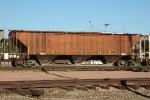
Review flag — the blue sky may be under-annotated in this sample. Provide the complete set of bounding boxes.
[0,0,150,35]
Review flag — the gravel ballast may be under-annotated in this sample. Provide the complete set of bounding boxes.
[0,87,149,100]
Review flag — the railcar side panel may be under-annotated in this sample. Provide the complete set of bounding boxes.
[85,34,91,55]
[9,31,140,56]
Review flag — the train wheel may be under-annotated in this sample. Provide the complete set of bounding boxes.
[118,60,128,66]
[11,60,17,67]
[146,60,150,66]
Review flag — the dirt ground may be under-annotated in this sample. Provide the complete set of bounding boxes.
[0,70,149,81]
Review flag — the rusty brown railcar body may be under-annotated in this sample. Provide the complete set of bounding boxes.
[9,30,140,65]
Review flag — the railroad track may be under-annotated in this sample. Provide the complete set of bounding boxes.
[0,78,149,89]
[0,65,149,71]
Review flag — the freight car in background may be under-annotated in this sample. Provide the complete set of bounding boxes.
[8,30,147,67]
[0,30,4,64]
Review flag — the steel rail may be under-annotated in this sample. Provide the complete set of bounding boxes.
[0,65,149,71]
[0,78,149,89]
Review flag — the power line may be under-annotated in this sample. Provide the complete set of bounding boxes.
[109,18,150,25]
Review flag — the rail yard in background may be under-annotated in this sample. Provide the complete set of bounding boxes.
[0,1,150,99]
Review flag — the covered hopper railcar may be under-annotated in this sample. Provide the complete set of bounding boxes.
[9,30,140,67]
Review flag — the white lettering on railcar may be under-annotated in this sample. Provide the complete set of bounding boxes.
[121,53,126,55]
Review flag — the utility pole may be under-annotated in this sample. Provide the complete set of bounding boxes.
[123,25,126,33]
[104,24,110,32]
[89,20,93,32]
